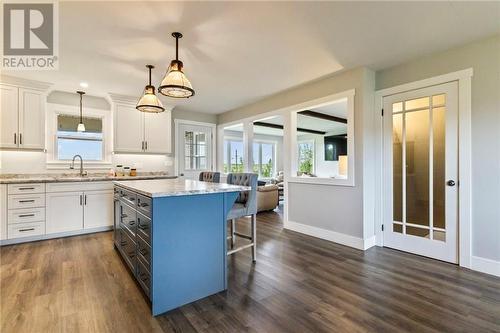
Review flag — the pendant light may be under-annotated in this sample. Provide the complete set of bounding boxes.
[136,65,165,113]
[76,91,86,132]
[158,32,195,98]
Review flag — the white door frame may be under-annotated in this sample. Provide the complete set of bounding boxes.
[174,119,217,177]
[374,68,473,268]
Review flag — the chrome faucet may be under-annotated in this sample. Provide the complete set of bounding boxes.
[70,154,87,176]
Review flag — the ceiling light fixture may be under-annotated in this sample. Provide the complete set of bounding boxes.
[79,82,89,88]
[136,64,165,113]
[76,91,86,132]
[158,32,195,98]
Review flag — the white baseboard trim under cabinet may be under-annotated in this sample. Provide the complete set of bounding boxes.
[0,226,113,246]
[470,256,500,277]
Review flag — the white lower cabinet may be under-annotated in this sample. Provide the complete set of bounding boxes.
[46,191,84,234]
[83,190,113,229]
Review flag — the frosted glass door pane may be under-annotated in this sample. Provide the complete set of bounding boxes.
[405,110,430,228]
[433,107,446,229]
[393,114,403,222]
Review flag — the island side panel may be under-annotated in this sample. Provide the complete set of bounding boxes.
[151,192,237,316]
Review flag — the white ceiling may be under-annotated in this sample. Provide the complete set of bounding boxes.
[3,1,499,114]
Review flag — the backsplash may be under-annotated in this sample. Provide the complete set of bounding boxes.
[0,151,174,175]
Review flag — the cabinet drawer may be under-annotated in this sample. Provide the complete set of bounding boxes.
[120,202,137,237]
[8,193,45,209]
[137,212,151,245]
[136,194,151,218]
[119,230,136,274]
[47,182,112,193]
[137,235,151,266]
[8,183,45,195]
[136,255,151,298]
[119,188,137,207]
[8,207,45,224]
[8,221,45,239]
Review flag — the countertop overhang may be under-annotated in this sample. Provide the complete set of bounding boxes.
[114,178,250,198]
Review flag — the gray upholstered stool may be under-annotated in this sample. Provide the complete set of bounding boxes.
[226,173,258,262]
[199,171,220,183]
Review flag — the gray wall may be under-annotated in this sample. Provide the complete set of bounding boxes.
[219,67,376,240]
[376,35,500,261]
[47,91,111,110]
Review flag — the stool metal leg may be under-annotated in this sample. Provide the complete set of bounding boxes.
[251,214,257,262]
[231,219,235,249]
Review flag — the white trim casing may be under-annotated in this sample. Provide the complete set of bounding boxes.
[374,68,473,269]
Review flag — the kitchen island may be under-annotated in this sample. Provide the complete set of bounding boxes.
[113,178,249,316]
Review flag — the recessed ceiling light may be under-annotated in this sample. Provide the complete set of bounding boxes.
[79,82,89,88]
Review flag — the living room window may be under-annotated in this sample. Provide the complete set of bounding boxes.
[252,141,276,178]
[223,139,245,173]
[297,140,315,175]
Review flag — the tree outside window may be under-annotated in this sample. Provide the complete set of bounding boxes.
[298,141,314,174]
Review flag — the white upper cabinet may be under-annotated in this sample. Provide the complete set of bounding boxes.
[113,100,171,154]
[18,88,45,149]
[144,110,171,154]
[0,82,47,150]
[114,103,144,153]
[0,85,19,149]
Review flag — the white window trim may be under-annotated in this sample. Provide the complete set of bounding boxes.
[46,103,112,169]
[223,137,244,173]
[374,68,473,270]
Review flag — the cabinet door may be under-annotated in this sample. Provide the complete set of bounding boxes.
[46,192,83,234]
[18,88,45,149]
[83,190,113,229]
[114,103,144,153]
[0,84,19,148]
[144,109,171,153]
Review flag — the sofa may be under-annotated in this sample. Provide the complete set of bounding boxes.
[257,184,279,212]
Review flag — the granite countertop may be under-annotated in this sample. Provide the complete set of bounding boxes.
[114,178,251,198]
[0,172,176,184]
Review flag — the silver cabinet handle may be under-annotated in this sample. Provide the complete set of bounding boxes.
[18,187,35,190]
[84,194,87,205]
[80,195,83,206]
[19,133,22,144]
[19,200,35,203]
[145,141,148,150]
[19,228,35,232]
[19,214,35,218]
[14,133,16,144]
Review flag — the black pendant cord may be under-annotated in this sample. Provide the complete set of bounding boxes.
[146,64,154,86]
[77,91,85,123]
[175,35,178,61]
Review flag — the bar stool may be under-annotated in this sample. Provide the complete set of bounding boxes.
[198,171,221,183]
[226,173,258,262]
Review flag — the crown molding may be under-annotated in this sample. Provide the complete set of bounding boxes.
[0,75,52,91]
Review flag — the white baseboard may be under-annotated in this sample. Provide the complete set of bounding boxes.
[285,220,368,250]
[470,256,500,277]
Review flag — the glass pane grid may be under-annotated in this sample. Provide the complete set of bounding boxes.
[392,93,447,241]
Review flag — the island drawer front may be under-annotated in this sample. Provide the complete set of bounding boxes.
[120,202,137,237]
[136,255,151,299]
[137,212,151,245]
[120,230,136,274]
[137,235,151,266]
[136,194,152,218]
[8,207,45,224]
[8,222,45,239]
[8,183,45,195]
[8,194,45,209]
[119,188,137,207]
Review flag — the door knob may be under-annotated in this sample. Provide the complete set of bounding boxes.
[446,180,456,186]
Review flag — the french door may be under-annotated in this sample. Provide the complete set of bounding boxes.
[383,81,458,263]
[177,123,214,180]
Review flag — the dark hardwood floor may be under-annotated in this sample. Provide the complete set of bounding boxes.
[1,210,499,332]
